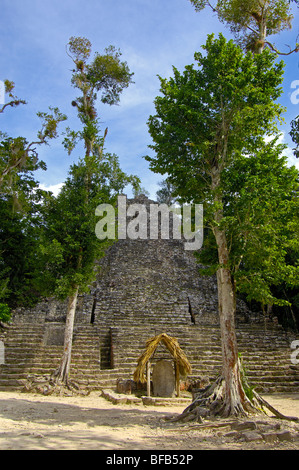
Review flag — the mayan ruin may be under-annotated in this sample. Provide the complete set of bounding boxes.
[1,0,299,452]
[0,195,298,403]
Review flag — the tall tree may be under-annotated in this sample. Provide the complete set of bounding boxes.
[188,0,298,54]
[188,1,299,328]
[63,36,134,158]
[198,140,299,316]
[0,82,66,312]
[43,37,139,386]
[41,157,132,385]
[146,34,293,417]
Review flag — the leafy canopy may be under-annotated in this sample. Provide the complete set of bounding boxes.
[290,115,299,158]
[146,34,298,307]
[189,0,297,53]
[64,37,134,159]
[147,33,285,201]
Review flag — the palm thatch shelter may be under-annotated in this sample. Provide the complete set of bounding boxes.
[133,333,192,397]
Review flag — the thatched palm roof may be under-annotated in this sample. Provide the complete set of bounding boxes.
[133,333,192,384]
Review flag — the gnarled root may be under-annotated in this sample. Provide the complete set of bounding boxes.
[170,376,226,423]
[171,372,298,424]
[252,390,298,422]
[21,373,88,396]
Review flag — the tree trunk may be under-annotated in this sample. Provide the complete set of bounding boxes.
[257,20,267,53]
[53,285,79,385]
[214,228,248,416]
[210,165,249,416]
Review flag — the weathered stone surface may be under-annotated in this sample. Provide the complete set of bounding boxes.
[231,421,257,431]
[277,431,293,442]
[101,389,142,405]
[43,324,65,346]
[116,379,137,394]
[152,360,176,397]
[242,431,263,442]
[142,396,191,406]
[262,433,278,443]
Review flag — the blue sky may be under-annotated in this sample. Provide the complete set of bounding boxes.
[1,0,299,198]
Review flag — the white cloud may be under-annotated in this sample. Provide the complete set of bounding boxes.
[39,183,64,196]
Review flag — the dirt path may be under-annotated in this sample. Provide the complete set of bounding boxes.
[0,391,299,450]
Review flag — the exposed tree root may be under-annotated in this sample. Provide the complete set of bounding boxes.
[251,390,298,422]
[171,373,298,424]
[21,373,89,396]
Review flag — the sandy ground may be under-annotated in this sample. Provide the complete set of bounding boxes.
[0,390,299,451]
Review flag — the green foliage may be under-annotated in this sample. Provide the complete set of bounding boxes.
[39,37,139,302]
[64,37,134,162]
[146,33,298,311]
[0,80,27,112]
[0,82,66,307]
[39,155,119,299]
[188,0,296,53]
[0,135,46,193]
[68,36,92,63]
[68,36,133,110]
[0,37,138,318]
[216,0,293,34]
[0,104,66,192]
[220,142,299,306]
[0,303,11,323]
[87,45,134,106]
[36,107,67,142]
[0,179,51,307]
[290,115,299,159]
[147,34,285,201]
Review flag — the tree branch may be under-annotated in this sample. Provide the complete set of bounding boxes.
[206,0,217,12]
[265,41,299,55]
[0,99,27,114]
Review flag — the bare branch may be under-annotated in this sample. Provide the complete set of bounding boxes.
[0,99,27,114]
[265,40,299,55]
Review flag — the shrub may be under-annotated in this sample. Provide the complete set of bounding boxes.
[0,303,11,323]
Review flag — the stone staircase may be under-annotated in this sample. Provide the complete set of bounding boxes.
[1,197,298,396]
[93,298,299,393]
[236,324,299,393]
[0,318,298,393]
[98,321,299,393]
[0,323,103,391]
[1,290,299,395]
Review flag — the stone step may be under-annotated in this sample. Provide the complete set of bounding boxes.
[1,320,298,394]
